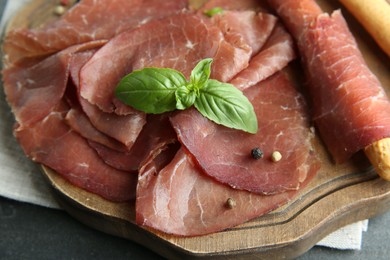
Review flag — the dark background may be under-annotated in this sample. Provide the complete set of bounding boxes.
[1,1,390,259]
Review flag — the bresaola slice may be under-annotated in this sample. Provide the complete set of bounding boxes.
[230,23,296,90]
[2,40,106,127]
[170,72,318,194]
[3,0,188,65]
[87,114,178,172]
[14,102,138,202]
[79,11,277,113]
[136,148,318,236]
[69,50,146,148]
[211,11,278,56]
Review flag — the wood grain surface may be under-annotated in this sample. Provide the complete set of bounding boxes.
[4,0,390,259]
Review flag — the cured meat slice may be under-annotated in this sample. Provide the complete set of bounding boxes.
[69,50,146,148]
[3,51,70,127]
[14,102,137,202]
[88,114,177,172]
[79,11,272,113]
[3,0,188,65]
[65,107,128,152]
[211,11,277,56]
[230,23,296,90]
[170,72,318,194]
[268,0,390,163]
[136,148,318,236]
[2,40,106,127]
[266,0,322,40]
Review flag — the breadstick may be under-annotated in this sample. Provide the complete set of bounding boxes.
[339,0,390,57]
[365,139,390,181]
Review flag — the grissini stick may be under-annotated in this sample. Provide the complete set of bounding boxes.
[365,139,390,181]
[338,0,390,57]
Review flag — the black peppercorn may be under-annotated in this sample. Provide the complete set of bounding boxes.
[251,147,263,159]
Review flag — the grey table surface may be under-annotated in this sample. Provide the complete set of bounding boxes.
[1,0,390,259]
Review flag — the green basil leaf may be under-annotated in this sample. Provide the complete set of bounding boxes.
[194,79,258,134]
[203,7,224,17]
[115,68,186,114]
[175,85,196,110]
[190,58,213,89]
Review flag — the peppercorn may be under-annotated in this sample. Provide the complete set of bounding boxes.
[271,151,282,162]
[54,5,66,16]
[225,198,236,209]
[251,147,264,159]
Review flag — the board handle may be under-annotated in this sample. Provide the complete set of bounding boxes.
[365,138,390,181]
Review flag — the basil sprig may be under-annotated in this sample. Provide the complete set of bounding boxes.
[115,58,258,134]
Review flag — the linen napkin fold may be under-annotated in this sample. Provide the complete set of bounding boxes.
[0,0,368,250]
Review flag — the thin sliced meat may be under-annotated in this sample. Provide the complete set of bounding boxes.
[14,102,137,202]
[268,0,390,163]
[3,0,188,65]
[136,148,318,236]
[2,40,106,127]
[69,50,146,148]
[79,12,257,113]
[88,114,177,172]
[65,107,128,152]
[170,72,319,194]
[266,0,322,40]
[212,11,278,56]
[230,23,296,90]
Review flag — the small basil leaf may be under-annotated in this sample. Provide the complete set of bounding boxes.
[194,79,258,134]
[190,58,213,89]
[203,7,224,17]
[175,85,196,110]
[115,68,186,114]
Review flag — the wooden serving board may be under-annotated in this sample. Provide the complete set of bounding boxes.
[4,0,390,259]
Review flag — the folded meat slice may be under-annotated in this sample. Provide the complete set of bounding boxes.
[211,11,277,56]
[65,107,128,152]
[136,148,318,236]
[268,0,390,163]
[69,50,146,148]
[80,11,275,113]
[14,102,137,202]
[2,40,106,127]
[170,72,319,194]
[87,114,178,172]
[3,0,188,65]
[230,23,296,90]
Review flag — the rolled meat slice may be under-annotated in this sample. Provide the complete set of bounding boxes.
[267,0,390,178]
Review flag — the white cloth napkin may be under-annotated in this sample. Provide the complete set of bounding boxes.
[0,0,368,250]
